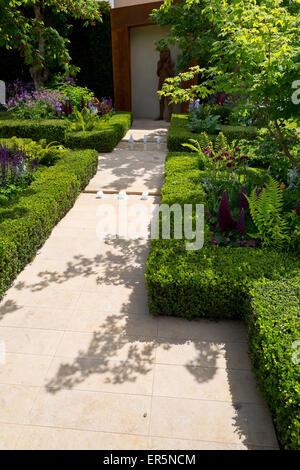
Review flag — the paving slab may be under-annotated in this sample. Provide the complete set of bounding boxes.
[85,148,166,193]
[123,119,169,143]
[0,120,279,450]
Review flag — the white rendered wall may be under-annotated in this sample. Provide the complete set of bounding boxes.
[130,25,180,119]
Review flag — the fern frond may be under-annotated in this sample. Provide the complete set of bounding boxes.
[246,177,287,247]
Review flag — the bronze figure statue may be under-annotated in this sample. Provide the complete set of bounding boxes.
[155,48,175,122]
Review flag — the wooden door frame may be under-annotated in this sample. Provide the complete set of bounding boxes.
[110,2,196,113]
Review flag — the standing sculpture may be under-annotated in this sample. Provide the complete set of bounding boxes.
[155,48,175,122]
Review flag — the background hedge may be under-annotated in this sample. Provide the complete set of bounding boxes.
[0,144,98,299]
[0,116,68,143]
[167,114,258,152]
[0,112,132,151]
[65,112,132,152]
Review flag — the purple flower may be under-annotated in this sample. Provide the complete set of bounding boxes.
[238,186,249,209]
[218,191,236,232]
[237,209,246,236]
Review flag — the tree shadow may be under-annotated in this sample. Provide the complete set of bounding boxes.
[0,206,29,222]
[0,209,278,449]
[0,299,22,321]
[94,147,166,193]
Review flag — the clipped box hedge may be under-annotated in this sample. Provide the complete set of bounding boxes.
[0,118,68,143]
[0,146,98,299]
[145,149,300,449]
[247,278,300,450]
[146,151,299,319]
[167,114,258,151]
[65,111,132,152]
[146,239,298,320]
[0,111,132,152]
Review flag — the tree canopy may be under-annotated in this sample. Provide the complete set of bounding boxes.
[0,0,106,88]
[153,0,300,168]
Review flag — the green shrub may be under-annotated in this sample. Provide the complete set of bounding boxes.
[146,240,298,319]
[146,150,298,318]
[0,147,98,299]
[162,152,206,206]
[0,112,132,151]
[146,146,300,449]
[167,114,258,152]
[0,137,65,166]
[53,83,94,110]
[65,111,132,152]
[246,278,300,450]
[0,118,68,143]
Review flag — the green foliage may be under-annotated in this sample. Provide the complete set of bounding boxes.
[151,0,219,72]
[181,139,206,169]
[0,112,132,151]
[167,114,258,152]
[0,146,98,299]
[54,83,95,111]
[146,147,300,449]
[0,117,68,143]
[38,141,66,166]
[237,126,299,181]
[155,0,300,169]
[0,136,65,167]
[146,239,298,319]
[0,5,113,99]
[0,0,104,88]
[247,177,288,247]
[0,183,26,205]
[188,104,221,134]
[189,114,221,134]
[246,278,300,450]
[68,108,105,132]
[65,111,132,152]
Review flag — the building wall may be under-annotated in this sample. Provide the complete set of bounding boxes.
[130,25,180,119]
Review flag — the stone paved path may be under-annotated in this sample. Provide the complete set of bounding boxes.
[0,120,278,450]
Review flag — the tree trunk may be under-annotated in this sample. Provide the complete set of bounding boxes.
[263,110,300,172]
[29,2,49,89]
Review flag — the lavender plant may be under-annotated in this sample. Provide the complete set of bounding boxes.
[0,142,39,203]
[5,88,67,120]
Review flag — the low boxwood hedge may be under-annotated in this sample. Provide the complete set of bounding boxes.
[0,146,98,299]
[145,149,300,449]
[0,118,68,143]
[146,240,298,320]
[167,114,258,152]
[146,151,298,319]
[0,112,132,152]
[65,112,132,152]
[247,278,300,450]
